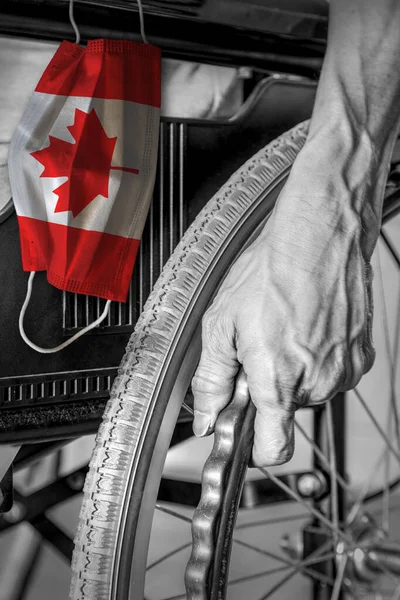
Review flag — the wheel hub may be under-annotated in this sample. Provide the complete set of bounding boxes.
[346,514,400,589]
[281,512,400,593]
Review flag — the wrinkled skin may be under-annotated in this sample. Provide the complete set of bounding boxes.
[191,0,400,468]
[192,136,380,467]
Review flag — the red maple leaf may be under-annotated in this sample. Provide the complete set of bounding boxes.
[31,108,139,218]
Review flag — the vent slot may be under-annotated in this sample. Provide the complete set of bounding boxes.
[63,122,187,334]
[0,369,117,408]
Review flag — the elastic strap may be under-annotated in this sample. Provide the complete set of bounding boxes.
[136,0,149,44]
[69,0,81,45]
[69,0,148,45]
[19,272,111,354]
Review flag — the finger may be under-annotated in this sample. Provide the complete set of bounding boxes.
[192,309,238,437]
[252,402,295,467]
[241,352,295,467]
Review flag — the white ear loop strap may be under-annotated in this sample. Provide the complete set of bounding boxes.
[19,272,111,354]
[69,0,148,45]
[69,0,81,45]
[136,0,149,44]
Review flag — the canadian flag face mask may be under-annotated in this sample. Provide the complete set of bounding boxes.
[8,38,161,352]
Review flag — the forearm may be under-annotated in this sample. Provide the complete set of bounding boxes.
[310,0,400,150]
[287,0,400,258]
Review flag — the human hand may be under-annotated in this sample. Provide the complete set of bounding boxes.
[191,138,377,467]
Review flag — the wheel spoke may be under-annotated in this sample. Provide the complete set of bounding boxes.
[383,413,392,534]
[381,228,400,271]
[376,243,400,447]
[157,541,334,600]
[326,402,339,549]
[295,420,348,491]
[330,549,348,600]
[258,468,353,546]
[390,583,400,600]
[350,244,400,528]
[346,446,388,526]
[182,402,194,416]
[155,503,192,524]
[304,525,332,536]
[256,540,335,600]
[234,536,333,582]
[234,537,295,563]
[228,550,337,587]
[236,512,308,530]
[392,284,400,402]
[146,541,192,571]
[352,391,400,562]
[229,563,293,584]
[368,550,400,587]
[256,566,305,600]
[376,245,399,535]
[353,388,400,467]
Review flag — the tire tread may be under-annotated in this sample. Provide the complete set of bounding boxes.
[70,122,309,600]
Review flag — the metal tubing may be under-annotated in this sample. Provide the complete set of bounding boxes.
[0,2,324,77]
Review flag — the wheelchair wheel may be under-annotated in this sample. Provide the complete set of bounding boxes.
[71,120,400,600]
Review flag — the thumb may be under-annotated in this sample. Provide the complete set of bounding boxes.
[192,310,238,437]
[243,354,295,467]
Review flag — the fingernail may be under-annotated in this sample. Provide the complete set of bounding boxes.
[193,411,211,437]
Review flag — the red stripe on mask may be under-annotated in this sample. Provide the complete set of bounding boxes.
[35,39,161,108]
[18,216,140,302]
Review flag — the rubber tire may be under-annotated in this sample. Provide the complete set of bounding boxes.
[70,120,399,600]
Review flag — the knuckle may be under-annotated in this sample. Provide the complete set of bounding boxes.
[252,437,294,468]
[202,308,226,342]
[340,337,375,391]
[202,306,215,329]
[244,358,306,412]
[307,344,358,402]
[192,373,223,397]
[192,362,236,397]
[201,314,236,361]
[362,343,376,374]
[252,404,295,467]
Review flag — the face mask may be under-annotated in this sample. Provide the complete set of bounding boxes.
[8,38,161,353]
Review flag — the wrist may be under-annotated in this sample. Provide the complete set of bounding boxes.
[309,98,398,170]
[282,123,387,258]
[290,126,379,205]
[296,117,391,207]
